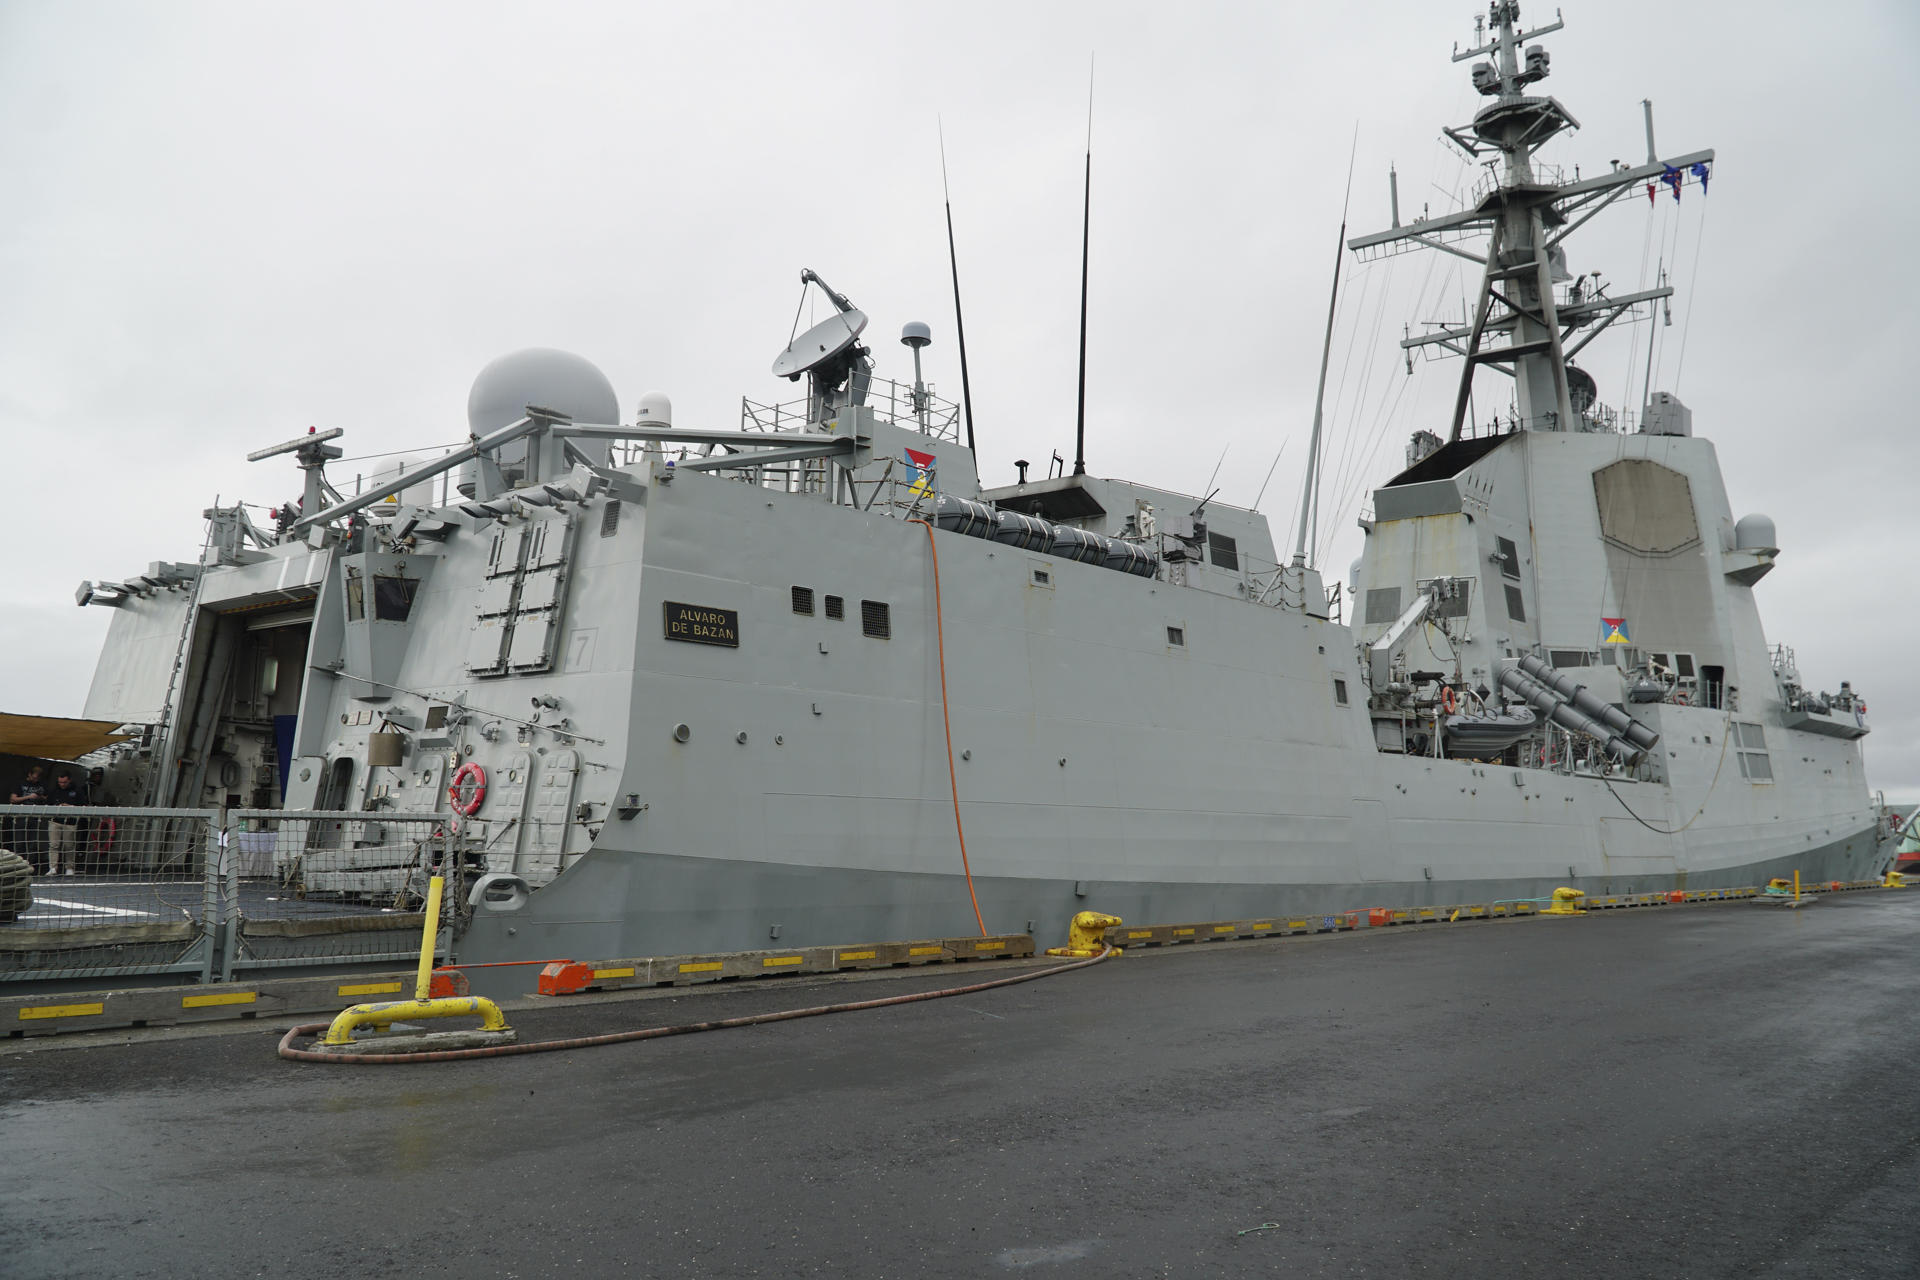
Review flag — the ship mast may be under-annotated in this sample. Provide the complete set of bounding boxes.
[1348,2,1713,441]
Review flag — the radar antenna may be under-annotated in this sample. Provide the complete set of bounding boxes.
[1349,1,1715,441]
[771,269,872,425]
[247,426,345,528]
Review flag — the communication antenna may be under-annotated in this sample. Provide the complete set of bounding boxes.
[771,269,871,425]
[1073,56,1094,478]
[939,122,979,454]
[1292,128,1359,569]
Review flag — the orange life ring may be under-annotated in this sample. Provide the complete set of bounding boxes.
[448,762,488,816]
[88,816,117,855]
[1673,692,1688,706]
[1440,686,1457,715]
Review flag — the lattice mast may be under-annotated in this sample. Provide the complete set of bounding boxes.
[1348,2,1714,441]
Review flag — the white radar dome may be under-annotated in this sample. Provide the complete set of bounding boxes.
[1734,513,1778,552]
[467,348,619,434]
[636,391,673,426]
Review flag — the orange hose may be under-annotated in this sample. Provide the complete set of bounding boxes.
[277,946,1113,1064]
[913,518,988,936]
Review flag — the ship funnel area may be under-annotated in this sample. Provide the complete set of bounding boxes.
[1497,655,1657,763]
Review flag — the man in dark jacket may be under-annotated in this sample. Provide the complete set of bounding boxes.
[9,764,49,872]
[46,768,87,876]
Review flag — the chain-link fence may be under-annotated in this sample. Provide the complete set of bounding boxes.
[221,810,458,978]
[0,806,220,983]
[0,807,468,985]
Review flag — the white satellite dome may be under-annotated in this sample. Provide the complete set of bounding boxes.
[467,348,619,434]
[1734,513,1778,553]
[459,348,619,495]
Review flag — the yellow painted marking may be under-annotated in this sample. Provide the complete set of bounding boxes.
[1213,925,1237,934]
[1288,919,1310,929]
[1251,922,1273,930]
[974,940,1004,951]
[19,1003,105,1020]
[837,950,876,962]
[763,956,803,968]
[592,967,636,979]
[1126,930,1154,939]
[679,962,724,973]
[1173,928,1196,936]
[181,991,256,1009]
[1448,909,1461,923]
[339,982,403,997]
[909,946,943,956]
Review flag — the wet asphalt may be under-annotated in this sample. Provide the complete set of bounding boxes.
[3,890,1918,1279]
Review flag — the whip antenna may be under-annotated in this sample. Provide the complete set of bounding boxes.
[1073,57,1094,477]
[939,122,978,455]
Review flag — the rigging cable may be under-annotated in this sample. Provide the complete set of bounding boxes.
[913,518,989,936]
[1603,712,1733,835]
[1670,199,1711,392]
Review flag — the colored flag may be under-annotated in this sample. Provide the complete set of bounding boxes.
[1601,617,1631,645]
[1661,165,1683,203]
[1646,183,1656,206]
[1690,160,1710,193]
[904,447,937,498]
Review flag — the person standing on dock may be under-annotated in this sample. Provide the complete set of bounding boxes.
[46,768,87,876]
[8,764,49,873]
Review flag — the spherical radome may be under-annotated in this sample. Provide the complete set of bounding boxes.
[1735,513,1778,552]
[467,348,619,435]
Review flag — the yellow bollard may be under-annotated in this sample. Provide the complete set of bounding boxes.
[1542,887,1586,916]
[1046,910,1122,957]
[317,873,513,1049]
[415,874,445,1000]
[1793,870,1800,904]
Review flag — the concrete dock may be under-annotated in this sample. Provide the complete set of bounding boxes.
[3,888,1918,1277]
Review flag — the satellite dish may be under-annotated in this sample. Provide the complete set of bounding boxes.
[772,309,868,379]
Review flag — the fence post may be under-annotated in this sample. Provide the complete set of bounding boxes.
[201,812,223,984]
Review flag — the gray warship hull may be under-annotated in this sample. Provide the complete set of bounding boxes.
[68,3,1884,968]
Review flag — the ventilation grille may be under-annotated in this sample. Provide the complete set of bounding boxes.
[1496,536,1520,579]
[824,595,844,620]
[791,586,814,615]
[1504,584,1526,622]
[861,600,890,638]
[1207,532,1239,571]
[600,499,621,538]
[1364,587,1402,625]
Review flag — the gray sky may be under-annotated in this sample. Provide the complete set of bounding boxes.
[4,1,1917,797]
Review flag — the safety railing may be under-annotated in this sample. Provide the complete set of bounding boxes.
[740,379,962,443]
[222,810,458,978]
[0,806,221,983]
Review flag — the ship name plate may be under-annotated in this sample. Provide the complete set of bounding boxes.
[664,602,739,648]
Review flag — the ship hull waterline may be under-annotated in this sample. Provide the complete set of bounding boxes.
[454,823,1886,966]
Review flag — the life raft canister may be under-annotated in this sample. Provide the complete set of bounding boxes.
[448,762,488,816]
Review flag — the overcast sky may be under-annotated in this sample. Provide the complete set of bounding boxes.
[3,1,1917,797]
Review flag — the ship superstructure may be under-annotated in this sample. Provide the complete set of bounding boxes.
[69,4,1882,964]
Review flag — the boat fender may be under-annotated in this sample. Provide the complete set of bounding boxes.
[449,762,488,816]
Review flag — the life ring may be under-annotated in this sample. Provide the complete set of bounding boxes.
[448,763,488,816]
[1440,686,1457,715]
[1672,692,1688,706]
[88,816,117,855]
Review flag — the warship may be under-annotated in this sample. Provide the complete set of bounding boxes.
[69,2,1882,965]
